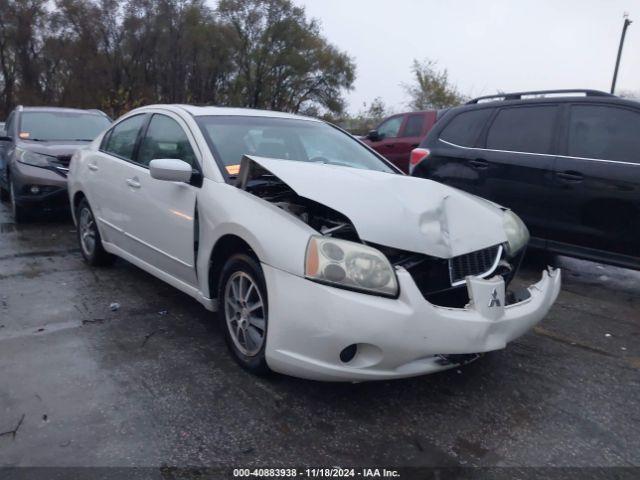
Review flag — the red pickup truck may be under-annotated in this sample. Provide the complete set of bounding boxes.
[361,110,440,173]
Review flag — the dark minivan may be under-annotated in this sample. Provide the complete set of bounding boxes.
[411,89,640,270]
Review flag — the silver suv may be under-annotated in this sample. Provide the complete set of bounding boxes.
[0,106,111,222]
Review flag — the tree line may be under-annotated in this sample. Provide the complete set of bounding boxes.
[0,0,356,119]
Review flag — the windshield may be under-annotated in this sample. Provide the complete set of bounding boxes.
[19,111,111,142]
[196,116,396,176]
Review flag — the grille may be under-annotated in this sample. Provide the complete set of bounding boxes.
[449,245,502,285]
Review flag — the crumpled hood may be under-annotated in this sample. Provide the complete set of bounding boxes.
[243,156,508,258]
[18,140,89,158]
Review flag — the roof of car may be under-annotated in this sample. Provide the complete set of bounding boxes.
[138,104,322,122]
[19,106,107,114]
[460,90,640,108]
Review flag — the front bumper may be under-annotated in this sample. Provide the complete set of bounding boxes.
[263,264,561,381]
[11,162,69,209]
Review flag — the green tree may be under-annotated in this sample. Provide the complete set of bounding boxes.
[403,58,466,110]
[217,0,355,115]
[0,0,356,119]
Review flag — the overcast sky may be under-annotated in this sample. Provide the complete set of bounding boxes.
[289,0,638,113]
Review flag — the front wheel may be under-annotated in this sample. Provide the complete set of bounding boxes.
[218,254,270,375]
[76,198,115,266]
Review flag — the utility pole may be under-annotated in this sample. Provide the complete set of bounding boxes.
[611,13,633,94]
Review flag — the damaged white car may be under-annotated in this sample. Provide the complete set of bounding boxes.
[68,105,561,381]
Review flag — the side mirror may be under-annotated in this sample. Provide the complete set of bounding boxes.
[149,159,193,183]
[367,130,381,141]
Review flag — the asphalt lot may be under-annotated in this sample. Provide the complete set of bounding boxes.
[0,201,639,471]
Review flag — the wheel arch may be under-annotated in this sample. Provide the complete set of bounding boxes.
[208,234,259,301]
[71,191,87,225]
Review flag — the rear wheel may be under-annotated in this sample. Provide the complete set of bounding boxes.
[218,254,270,375]
[76,198,115,266]
[9,180,30,223]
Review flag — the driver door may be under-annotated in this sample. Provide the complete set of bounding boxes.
[124,113,202,287]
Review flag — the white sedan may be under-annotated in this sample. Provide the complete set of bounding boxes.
[68,105,561,382]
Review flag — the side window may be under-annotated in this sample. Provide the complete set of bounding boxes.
[440,109,492,147]
[377,116,404,139]
[402,114,425,137]
[568,105,640,163]
[486,106,557,154]
[138,115,197,167]
[103,115,147,160]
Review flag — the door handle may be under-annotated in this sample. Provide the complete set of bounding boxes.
[556,171,583,182]
[126,178,141,189]
[88,164,98,171]
[469,158,489,169]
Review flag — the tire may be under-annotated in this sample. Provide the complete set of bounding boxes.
[76,198,115,266]
[218,253,270,375]
[9,180,30,223]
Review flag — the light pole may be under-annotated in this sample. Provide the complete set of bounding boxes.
[611,13,632,94]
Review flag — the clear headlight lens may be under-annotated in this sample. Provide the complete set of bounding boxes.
[305,235,398,297]
[16,148,53,168]
[503,210,529,256]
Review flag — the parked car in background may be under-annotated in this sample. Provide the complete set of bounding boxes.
[361,110,445,172]
[0,122,5,132]
[411,89,640,270]
[68,104,560,381]
[0,106,111,222]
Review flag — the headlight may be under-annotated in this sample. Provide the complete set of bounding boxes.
[503,210,529,256]
[16,149,53,168]
[305,235,398,297]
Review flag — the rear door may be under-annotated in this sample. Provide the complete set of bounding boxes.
[123,113,201,287]
[418,108,494,196]
[551,103,640,259]
[392,113,434,173]
[480,104,560,241]
[371,114,407,168]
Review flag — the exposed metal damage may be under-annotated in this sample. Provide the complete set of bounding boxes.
[237,155,360,243]
[236,155,524,308]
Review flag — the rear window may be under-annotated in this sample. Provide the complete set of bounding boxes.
[568,105,640,163]
[486,106,557,154]
[439,109,492,147]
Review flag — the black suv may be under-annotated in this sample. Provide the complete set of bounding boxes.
[0,106,111,221]
[411,89,640,270]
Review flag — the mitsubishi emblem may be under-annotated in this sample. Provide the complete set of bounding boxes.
[488,288,501,308]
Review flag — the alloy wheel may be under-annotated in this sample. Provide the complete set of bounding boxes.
[79,207,97,257]
[224,271,266,357]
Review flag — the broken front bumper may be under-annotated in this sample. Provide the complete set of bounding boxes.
[263,265,561,382]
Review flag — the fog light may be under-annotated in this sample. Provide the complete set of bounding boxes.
[30,186,41,195]
[339,344,357,363]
